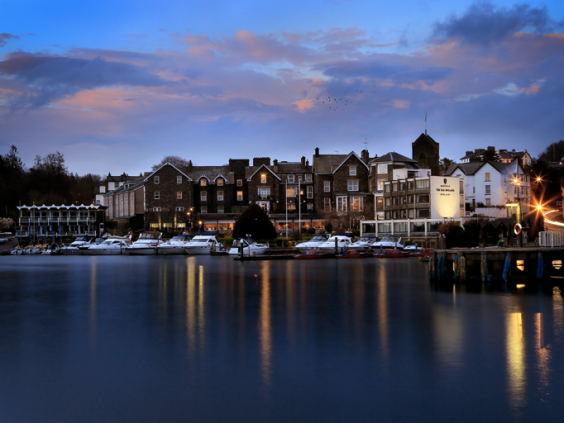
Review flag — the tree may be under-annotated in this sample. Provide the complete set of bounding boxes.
[152,156,191,171]
[233,204,277,240]
[538,140,564,163]
[483,149,501,162]
[439,157,455,174]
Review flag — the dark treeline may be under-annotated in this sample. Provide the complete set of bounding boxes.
[528,140,564,207]
[0,146,101,220]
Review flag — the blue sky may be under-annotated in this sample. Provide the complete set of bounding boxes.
[1,0,564,174]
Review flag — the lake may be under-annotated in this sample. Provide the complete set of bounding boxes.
[0,255,562,422]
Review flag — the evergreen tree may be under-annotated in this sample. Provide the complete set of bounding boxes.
[233,204,277,240]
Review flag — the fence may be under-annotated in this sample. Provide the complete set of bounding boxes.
[539,231,564,247]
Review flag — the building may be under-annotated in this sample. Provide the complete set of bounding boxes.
[459,146,532,167]
[94,172,143,206]
[412,132,440,174]
[104,179,145,232]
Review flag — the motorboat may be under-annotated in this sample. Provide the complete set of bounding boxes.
[31,244,46,254]
[407,247,434,258]
[294,250,332,260]
[124,232,162,255]
[157,234,193,255]
[79,237,106,254]
[60,236,95,255]
[86,237,130,255]
[371,235,403,250]
[347,235,379,252]
[10,246,24,255]
[295,234,330,253]
[42,243,62,255]
[336,249,372,259]
[316,234,353,254]
[228,237,269,257]
[184,233,225,255]
[373,248,409,258]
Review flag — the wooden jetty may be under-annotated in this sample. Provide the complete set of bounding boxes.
[428,247,564,286]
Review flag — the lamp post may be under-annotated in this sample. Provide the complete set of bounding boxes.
[298,175,302,240]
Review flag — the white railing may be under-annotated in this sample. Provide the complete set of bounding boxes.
[539,231,564,247]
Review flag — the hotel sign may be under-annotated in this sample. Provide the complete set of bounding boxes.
[430,176,460,219]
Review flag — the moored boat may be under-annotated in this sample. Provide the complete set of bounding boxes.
[347,235,379,252]
[371,235,403,250]
[295,234,330,253]
[124,232,162,255]
[87,238,130,255]
[184,232,225,255]
[157,234,193,255]
[228,237,269,257]
[373,248,409,258]
[336,249,373,259]
[317,234,353,254]
[60,235,95,255]
[294,250,332,260]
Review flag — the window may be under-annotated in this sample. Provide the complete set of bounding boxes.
[473,187,475,194]
[258,187,270,199]
[305,174,312,183]
[237,179,243,187]
[176,207,185,212]
[407,181,414,190]
[287,203,296,211]
[377,164,387,174]
[416,179,429,189]
[376,197,383,211]
[485,185,491,195]
[392,183,398,192]
[349,165,357,176]
[399,182,406,191]
[287,187,297,197]
[200,179,207,186]
[154,191,160,200]
[408,209,415,218]
[408,195,414,204]
[152,207,161,212]
[217,178,224,186]
[217,191,224,201]
[177,191,182,200]
[337,197,347,212]
[287,175,295,183]
[417,194,429,203]
[201,206,207,214]
[324,181,330,192]
[417,209,430,218]
[485,198,491,206]
[485,173,490,182]
[307,186,313,199]
[201,191,207,201]
[385,184,391,193]
[385,198,391,207]
[378,180,385,191]
[350,197,363,211]
[347,180,359,191]
[217,206,224,214]
[177,176,182,184]
[261,174,267,183]
[307,203,313,211]
[154,176,159,184]
[324,198,331,212]
[237,191,243,201]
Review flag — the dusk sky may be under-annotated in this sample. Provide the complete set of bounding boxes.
[1,0,563,175]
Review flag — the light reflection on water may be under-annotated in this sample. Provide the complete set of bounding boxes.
[1,255,564,422]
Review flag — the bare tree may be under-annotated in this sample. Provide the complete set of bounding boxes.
[152,156,191,171]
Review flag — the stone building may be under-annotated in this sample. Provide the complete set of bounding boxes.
[412,132,440,175]
[104,179,145,232]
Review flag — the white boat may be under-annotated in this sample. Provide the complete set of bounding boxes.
[60,236,95,255]
[295,234,330,252]
[347,235,379,252]
[86,238,130,255]
[41,243,62,255]
[157,234,193,255]
[317,235,353,254]
[184,233,225,255]
[124,232,162,255]
[371,235,403,250]
[228,238,269,256]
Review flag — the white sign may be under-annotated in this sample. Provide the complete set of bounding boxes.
[430,176,460,219]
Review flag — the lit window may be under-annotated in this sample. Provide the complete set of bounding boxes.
[378,180,385,191]
[337,197,347,211]
[324,181,330,192]
[237,179,243,187]
[288,175,295,183]
[349,166,357,176]
[201,191,207,201]
[261,174,267,183]
[177,191,182,200]
[324,198,331,212]
[154,176,159,184]
[258,187,270,199]
[217,178,224,186]
[201,206,207,214]
[347,180,359,191]
[287,203,296,211]
[154,191,160,200]
[237,191,243,201]
[287,187,297,197]
[485,173,490,182]
[217,191,224,201]
[200,179,207,186]
[350,197,363,211]
[177,176,182,184]
[307,186,313,198]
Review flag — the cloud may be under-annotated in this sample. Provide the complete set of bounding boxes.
[432,1,560,45]
[0,33,19,47]
[0,53,173,107]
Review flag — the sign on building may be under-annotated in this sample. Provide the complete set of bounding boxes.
[430,176,460,219]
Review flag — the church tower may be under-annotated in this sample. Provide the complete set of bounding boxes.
[412,131,440,175]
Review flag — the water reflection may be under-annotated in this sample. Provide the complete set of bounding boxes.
[506,312,526,410]
[535,313,550,391]
[259,261,272,386]
[90,259,97,346]
[377,264,389,360]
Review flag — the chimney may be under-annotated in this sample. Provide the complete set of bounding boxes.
[253,157,271,167]
[487,146,495,152]
[301,156,306,165]
[273,159,278,172]
[315,147,320,157]
[188,160,193,171]
[361,149,369,164]
[466,151,472,156]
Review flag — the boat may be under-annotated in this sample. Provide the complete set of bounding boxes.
[184,232,225,255]
[406,247,434,258]
[10,246,24,255]
[347,235,379,252]
[79,237,106,254]
[294,250,332,260]
[373,248,409,258]
[295,234,330,253]
[316,234,353,254]
[157,234,193,255]
[86,237,130,255]
[371,235,403,250]
[228,237,269,257]
[41,243,62,255]
[60,235,95,255]
[336,249,373,259]
[124,232,162,255]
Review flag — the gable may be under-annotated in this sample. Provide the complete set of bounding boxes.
[332,152,369,174]
[143,162,193,182]
[246,164,281,182]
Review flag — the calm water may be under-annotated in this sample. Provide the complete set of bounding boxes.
[0,255,563,423]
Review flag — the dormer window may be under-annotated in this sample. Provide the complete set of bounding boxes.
[154,176,160,184]
[217,178,224,186]
[261,174,267,183]
[200,179,207,186]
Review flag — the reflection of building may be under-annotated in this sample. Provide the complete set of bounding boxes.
[16,204,107,242]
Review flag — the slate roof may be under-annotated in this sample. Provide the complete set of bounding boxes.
[245,164,281,181]
[445,161,521,176]
[186,166,234,184]
[368,152,417,164]
[312,154,349,174]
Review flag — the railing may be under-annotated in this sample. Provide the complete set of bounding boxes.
[539,231,564,247]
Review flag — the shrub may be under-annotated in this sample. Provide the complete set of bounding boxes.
[306,227,316,234]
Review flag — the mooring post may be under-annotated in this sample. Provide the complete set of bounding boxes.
[335,238,338,255]
[481,251,491,283]
[537,251,544,280]
[459,252,466,282]
[453,254,460,280]
[502,252,511,282]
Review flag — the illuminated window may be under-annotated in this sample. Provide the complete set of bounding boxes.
[307,186,313,198]
[324,198,331,212]
[485,173,490,182]
[201,191,207,201]
[349,166,357,176]
[258,187,270,199]
[287,203,296,211]
[287,187,297,197]
[237,191,243,201]
[177,176,182,184]
[350,197,363,211]
[378,180,385,191]
[337,197,347,211]
[217,191,224,201]
[347,180,359,191]
[261,174,267,183]
[200,179,207,186]
[217,178,224,186]
[154,191,160,200]
[177,191,182,200]
[237,179,242,187]
[324,181,330,192]
[154,176,159,184]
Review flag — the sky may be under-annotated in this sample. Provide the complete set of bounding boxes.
[1,0,563,175]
